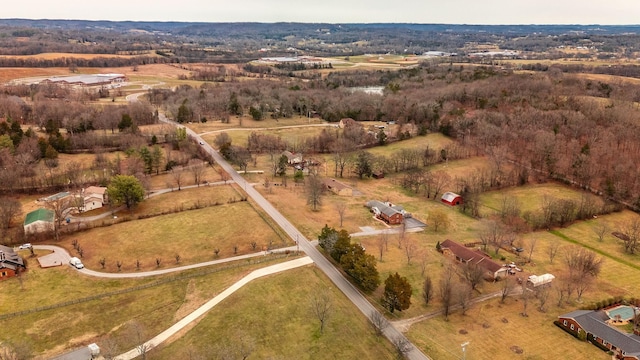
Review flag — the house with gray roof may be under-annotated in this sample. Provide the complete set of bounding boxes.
[23,208,54,235]
[0,245,25,279]
[558,309,640,359]
[365,200,405,225]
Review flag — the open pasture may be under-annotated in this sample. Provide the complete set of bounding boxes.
[0,255,290,358]
[60,200,284,272]
[154,266,396,360]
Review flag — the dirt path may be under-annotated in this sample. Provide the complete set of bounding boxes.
[391,288,523,332]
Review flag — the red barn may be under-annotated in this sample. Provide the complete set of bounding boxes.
[441,192,463,206]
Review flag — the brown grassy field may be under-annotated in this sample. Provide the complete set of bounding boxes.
[479,182,597,216]
[249,146,640,360]
[201,125,332,148]
[0,254,292,358]
[58,197,285,272]
[190,114,328,135]
[153,266,396,359]
[0,52,151,60]
[407,296,608,360]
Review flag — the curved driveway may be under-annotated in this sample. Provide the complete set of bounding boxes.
[34,244,305,278]
[159,113,430,360]
[114,256,314,360]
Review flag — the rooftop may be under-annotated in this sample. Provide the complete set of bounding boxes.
[24,208,54,226]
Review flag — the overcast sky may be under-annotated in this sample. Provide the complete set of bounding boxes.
[3,0,639,25]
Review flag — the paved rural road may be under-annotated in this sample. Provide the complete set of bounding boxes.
[159,113,431,360]
[114,256,314,360]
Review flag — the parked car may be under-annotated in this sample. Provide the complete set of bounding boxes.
[69,257,84,269]
[199,141,205,145]
[18,243,32,250]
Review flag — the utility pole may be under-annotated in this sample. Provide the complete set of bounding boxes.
[461,341,469,360]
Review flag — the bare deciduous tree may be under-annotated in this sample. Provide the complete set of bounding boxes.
[500,277,514,303]
[392,336,412,360]
[189,159,206,187]
[456,283,473,315]
[335,202,347,228]
[593,222,608,242]
[127,321,150,359]
[564,246,602,301]
[397,220,407,249]
[0,197,21,230]
[306,173,324,211]
[478,218,509,254]
[404,238,417,265]
[310,288,332,334]
[521,282,530,317]
[535,284,551,312]
[439,262,455,320]
[45,195,74,241]
[171,167,184,190]
[527,237,537,263]
[377,232,387,261]
[548,241,560,264]
[462,262,484,291]
[422,276,434,305]
[370,310,387,337]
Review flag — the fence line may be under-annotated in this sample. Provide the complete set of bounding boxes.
[0,254,293,320]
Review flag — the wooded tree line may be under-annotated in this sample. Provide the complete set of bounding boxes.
[151,62,640,209]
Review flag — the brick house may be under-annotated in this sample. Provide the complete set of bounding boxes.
[0,245,25,279]
[558,309,640,359]
[439,239,508,279]
[366,200,404,225]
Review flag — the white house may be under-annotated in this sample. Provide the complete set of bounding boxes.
[81,186,108,212]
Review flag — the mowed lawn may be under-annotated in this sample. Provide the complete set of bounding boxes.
[60,201,284,272]
[407,296,608,360]
[0,256,290,358]
[154,266,396,360]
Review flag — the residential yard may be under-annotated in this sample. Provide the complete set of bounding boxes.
[153,266,396,360]
[0,255,291,359]
[407,296,608,360]
[58,200,285,272]
[252,144,640,360]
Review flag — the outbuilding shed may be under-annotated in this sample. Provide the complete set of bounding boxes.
[23,208,54,235]
[441,192,463,206]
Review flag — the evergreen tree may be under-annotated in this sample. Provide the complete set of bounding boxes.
[383,272,413,313]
